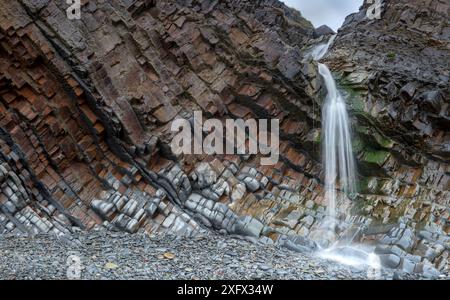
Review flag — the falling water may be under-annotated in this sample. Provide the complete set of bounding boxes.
[311,35,336,61]
[311,36,356,233]
[320,63,356,227]
[309,37,380,274]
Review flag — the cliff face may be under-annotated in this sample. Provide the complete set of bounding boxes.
[0,0,448,275]
[0,0,319,236]
[324,0,449,273]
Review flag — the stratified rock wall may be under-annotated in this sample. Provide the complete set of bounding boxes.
[0,0,448,275]
[0,0,320,237]
[324,0,449,274]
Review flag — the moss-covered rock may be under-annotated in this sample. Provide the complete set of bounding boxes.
[362,150,391,166]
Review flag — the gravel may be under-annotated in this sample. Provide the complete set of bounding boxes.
[0,231,433,280]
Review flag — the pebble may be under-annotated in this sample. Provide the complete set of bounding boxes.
[0,232,430,280]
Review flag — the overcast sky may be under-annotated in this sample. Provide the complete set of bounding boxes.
[281,0,363,31]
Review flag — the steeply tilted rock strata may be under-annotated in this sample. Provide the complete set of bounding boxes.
[323,0,449,275]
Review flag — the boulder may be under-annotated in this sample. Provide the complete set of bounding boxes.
[233,216,264,238]
[113,214,138,233]
[375,244,406,257]
[282,210,303,229]
[379,254,401,268]
[193,163,217,188]
[399,82,417,100]
[301,215,315,228]
[91,200,116,219]
[400,258,416,274]
[243,177,260,192]
[279,234,317,253]
[145,201,158,217]
[395,228,415,252]
[231,183,246,202]
[415,90,444,114]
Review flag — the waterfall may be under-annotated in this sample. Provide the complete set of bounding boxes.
[320,63,356,227]
[311,35,336,61]
[311,37,380,274]
[312,36,356,233]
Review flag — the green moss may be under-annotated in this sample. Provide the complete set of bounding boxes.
[362,150,390,166]
[313,130,321,143]
[355,125,370,135]
[357,177,383,195]
[387,52,396,60]
[355,125,395,150]
[373,132,395,149]
[335,76,366,112]
[356,177,371,193]
[350,196,367,215]
[347,91,365,112]
[352,136,365,152]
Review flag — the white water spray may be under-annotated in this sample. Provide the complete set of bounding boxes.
[311,35,336,61]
